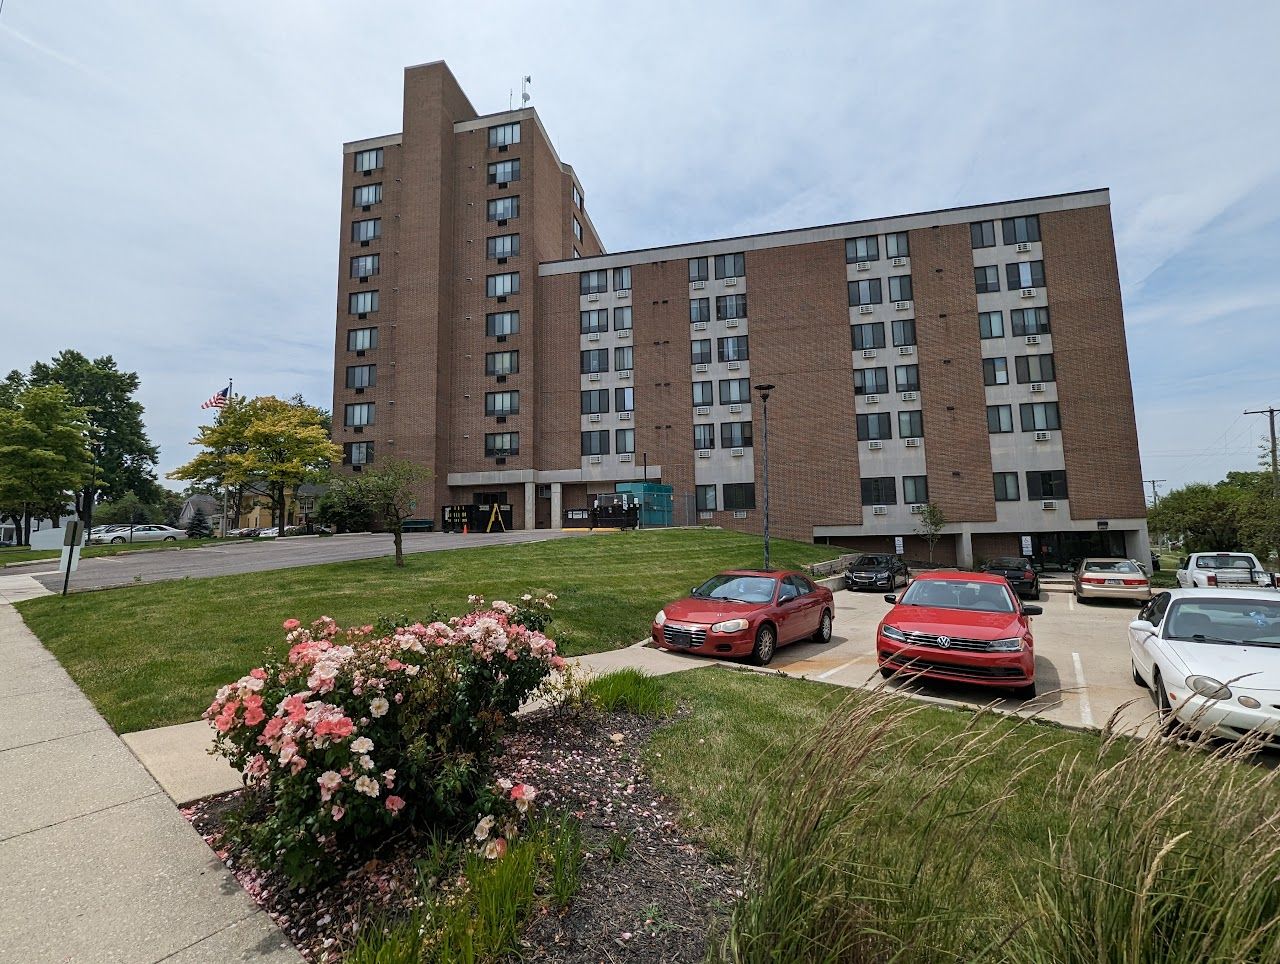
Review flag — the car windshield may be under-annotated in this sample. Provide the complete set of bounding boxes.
[1165,599,1280,645]
[853,555,890,567]
[987,557,1026,569]
[898,579,1015,613]
[692,574,776,604]
[1196,555,1256,570]
[1085,560,1141,574]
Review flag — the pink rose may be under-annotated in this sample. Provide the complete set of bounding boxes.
[331,805,345,821]
[283,618,301,631]
[243,705,266,726]
[249,668,268,680]
[385,795,405,812]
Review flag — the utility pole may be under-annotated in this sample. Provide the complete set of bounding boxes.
[1244,407,1279,498]
[1143,479,1166,507]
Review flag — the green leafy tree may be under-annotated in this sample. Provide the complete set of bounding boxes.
[0,370,26,409]
[186,506,212,540]
[95,491,161,526]
[323,461,431,566]
[1147,484,1246,553]
[914,502,948,565]
[0,386,92,545]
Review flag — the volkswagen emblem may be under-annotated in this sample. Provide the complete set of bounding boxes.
[937,636,952,648]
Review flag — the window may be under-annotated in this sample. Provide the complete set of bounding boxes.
[487,159,520,184]
[1006,261,1046,290]
[580,349,609,374]
[1002,215,1040,245]
[854,367,889,395]
[349,290,379,314]
[1020,402,1061,431]
[845,235,879,263]
[354,148,382,172]
[719,378,751,404]
[572,217,583,242]
[580,270,608,295]
[615,428,635,454]
[716,294,747,320]
[983,357,1009,386]
[1015,354,1056,383]
[892,318,916,347]
[350,254,380,278]
[613,266,632,291]
[344,441,374,466]
[692,381,713,406]
[487,196,519,221]
[885,232,909,258]
[856,413,892,440]
[723,483,756,511]
[580,309,609,333]
[994,472,1020,501]
[614,387,634,412]
[1010,307,1050,336]
[718,336,749,362]
[970,221,996,248]
[696,485,717,512]
[581,430,609,457]
[689,298,710,324]
[974,265,1000,293]
[861,477,897,505]
[979,311,1005,339]
[694,423,715,450]
[485,391,519,416]
[347,327,377,351]
[691,339,712,365]
[903,476,929,505]
[573,184,583,209]
[852,322,885,351]
[613,345,633,371]
[485,432,519,457]
[1027,470,1068,500]
[688,257,709,283]
[581,389,609,415]
[488,122,520,148]
[895,364,919,392]
[485,350,518,375]
[987,404,1014,433]
[486,272,519,297]
[721,422,753,448]
[353,183,382,206]
[352,218,381,242]
[848,278,883,306]
[344,402,374,427]
[714,252,746,279]
[613,306,632,330]
[888,275,913,302]
[486,234,520,260]
[898,410,924,438]
[346,364,376,389]
[473,490,508,507]
[486,311,519,337]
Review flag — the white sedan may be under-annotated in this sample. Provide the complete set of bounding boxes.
[1129,588,1280,748]
[92,524,188,544]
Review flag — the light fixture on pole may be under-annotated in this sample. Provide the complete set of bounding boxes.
[754,383,775,571]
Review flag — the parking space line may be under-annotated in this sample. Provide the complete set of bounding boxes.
[1071,651,1095,728]
[816,658,860,681]
[1067,592,1076,611]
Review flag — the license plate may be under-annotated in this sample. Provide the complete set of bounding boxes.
[1106,579,1122,586]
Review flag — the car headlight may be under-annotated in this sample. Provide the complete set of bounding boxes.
[1186,675,1232,700]
[711,618,749,633]
[986,637,1024,652]
[881,624,907,642]
[655,610,667,626]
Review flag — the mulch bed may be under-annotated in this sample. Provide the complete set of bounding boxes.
[183,707,740,962]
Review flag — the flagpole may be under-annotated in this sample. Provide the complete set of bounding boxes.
[220,378,233,538]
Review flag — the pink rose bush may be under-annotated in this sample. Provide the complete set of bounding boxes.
[205,594,561,885]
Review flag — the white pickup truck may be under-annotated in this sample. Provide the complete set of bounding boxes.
[1175,552,1275,589]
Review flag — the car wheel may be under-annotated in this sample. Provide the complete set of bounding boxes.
[812,609,833,644]
[110,536,125,544]
[749,624,777,666]
[1132,660,1146,688]
[1153,671,1178,735]
[879,665,895,680]
[163,536,177,542]
[1013,682,1037,700]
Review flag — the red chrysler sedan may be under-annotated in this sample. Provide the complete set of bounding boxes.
[652,569,834,665]
[877,571,1042,698]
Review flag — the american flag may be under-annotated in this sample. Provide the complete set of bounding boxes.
[200,385,230,410]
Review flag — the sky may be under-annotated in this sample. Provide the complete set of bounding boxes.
[3,0,1278,499]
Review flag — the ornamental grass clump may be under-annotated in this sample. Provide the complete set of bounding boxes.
[205,593,562,886]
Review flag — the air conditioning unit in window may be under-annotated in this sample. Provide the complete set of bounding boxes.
[588,373,601,382]
[855,261,871,272]
[355,387,365,395]
[355,349,366,357]
[692,321,707,331]
[728,403,742,413]
[587,332,601,341]
[904,437,922,447]
[694,363,709,373]
[589,413,601,423]
[1016,242,1032,253]
[1030,382,1046,393]
[898,345,914,356]
[1025,334,1041,345]
[872,505,888,516]
[868,440,883,450]
[587,293,600,302]
[695,406,711,416]
[733,510,748,519]
[692,281,707,290]
[861,348,877,359]
[858,305,874,315]
[619,411,632,421]
[891,257,907,267]
[727,361,742,370]
[619,369,632,379]
[699,511,713,521]
[1034,430,1051,442]
[1042,500,1058,511]
[616,289,630,298]
[725,277,738,287]
[894,301,911,311]
[620,453,633,462]
[731,447,744,457]
[696,449,712,459]
[618,330,631,339]
[496,415,507,424]
[589,455,602,464]
[1020,288,1037,298]
[726,318,739,328]
[865,394,880,404]
[910,504,926,514]
[900,391,918,402]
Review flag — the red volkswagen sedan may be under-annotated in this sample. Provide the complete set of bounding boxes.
[652,569,834,665]
[877,571,1042,698]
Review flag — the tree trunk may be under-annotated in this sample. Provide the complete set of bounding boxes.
[393,525,404,567]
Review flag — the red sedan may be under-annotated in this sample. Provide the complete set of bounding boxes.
[652,569,834,665]
[876,571,1042,698]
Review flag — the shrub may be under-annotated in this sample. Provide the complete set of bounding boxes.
[585,668,671,716]
[205,596,565,886]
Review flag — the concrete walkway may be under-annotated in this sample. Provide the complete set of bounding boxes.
[0,578,300,963]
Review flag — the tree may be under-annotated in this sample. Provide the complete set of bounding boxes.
[0,386,92,545]
[186,506,212,540]
[95,491,161,526]
[1148,483,1246,553]
[324,461,431,566]
[168,395,339,534]
[914,502,947,565]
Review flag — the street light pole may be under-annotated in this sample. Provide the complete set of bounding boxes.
[754,383,775,571]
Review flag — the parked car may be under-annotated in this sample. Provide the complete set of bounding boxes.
[258,527,279,538]
[652,569,834,666]
[843,554,910,592]
[979,556,1040,599]
[91,524,188,545]
[1176,552,1274,590]
[1073,558,1151,604]
[876,571,1041,698]
[1129,588,1280,748]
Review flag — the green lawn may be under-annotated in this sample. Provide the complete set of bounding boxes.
[1,537,230,567]
[15,528,839,733]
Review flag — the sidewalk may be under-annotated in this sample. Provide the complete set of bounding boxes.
[0,576,300,963]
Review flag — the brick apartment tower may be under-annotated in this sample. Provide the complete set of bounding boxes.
[333,61,1149,567]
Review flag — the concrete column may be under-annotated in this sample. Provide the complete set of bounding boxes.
[523,482,536,531]
[1127,523,1152,567]
[956,526,975,570]
[550,482,563,530]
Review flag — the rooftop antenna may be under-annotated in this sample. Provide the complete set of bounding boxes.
[521,75,532,107]
[508,88,513,110]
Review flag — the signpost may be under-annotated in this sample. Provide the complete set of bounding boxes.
[894,535,905,555]
[1021,535,1034,557]
[59,520,84,597]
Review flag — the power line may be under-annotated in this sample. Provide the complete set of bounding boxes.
[1244,406,1279,498]
[1143,479,1166,506]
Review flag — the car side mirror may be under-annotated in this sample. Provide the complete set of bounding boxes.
[1022,605,1043,616]
[883,593,898,604]
[691,587,699,595]
[779,589,798,603]
[1129,619,1155,636]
